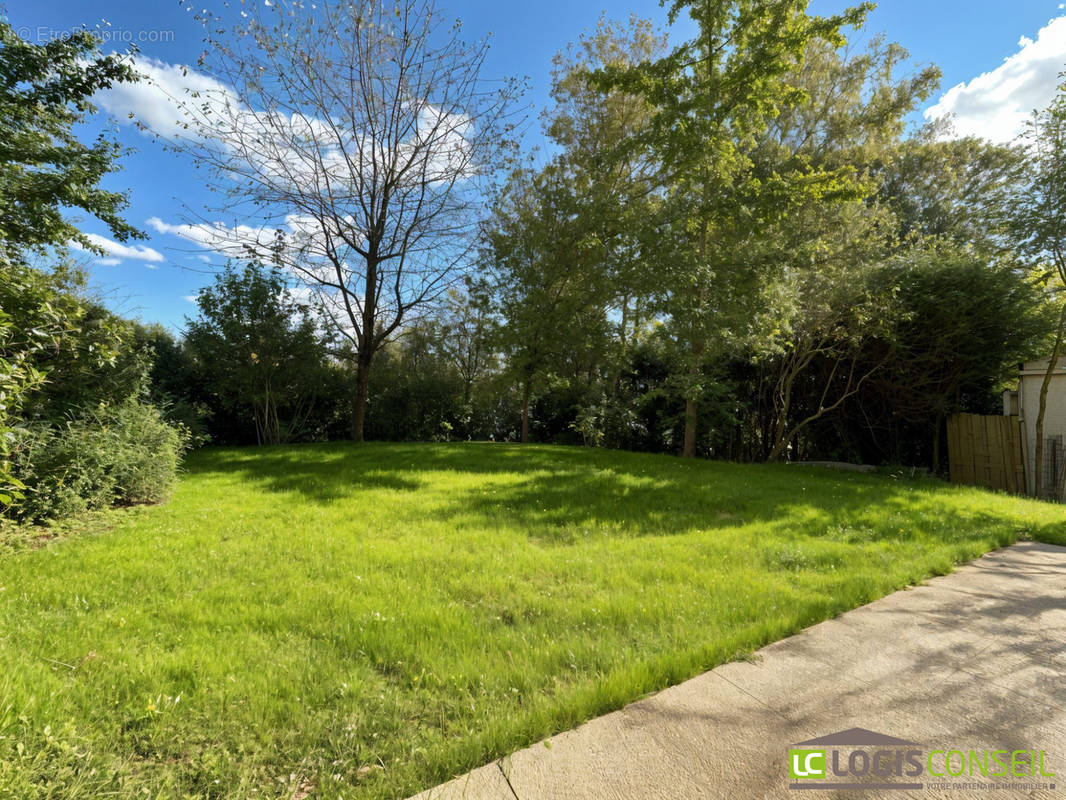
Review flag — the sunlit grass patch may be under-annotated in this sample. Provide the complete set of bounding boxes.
[1,442,1063,798]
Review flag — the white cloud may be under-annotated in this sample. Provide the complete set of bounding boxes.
[147,215,275,253]
[97,56,342,170]
[97,56,236,140]
[924,15,1066,142]
[149,213,366,339]
[145,263,159,270]
[98,56,477,196]
[146,213,363,263]
[72,233,165,262]
[96,257,121,266]
[183,295,198,303]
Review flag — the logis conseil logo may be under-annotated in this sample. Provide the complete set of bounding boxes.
[789,749,826,779]
[788,728,1057,792]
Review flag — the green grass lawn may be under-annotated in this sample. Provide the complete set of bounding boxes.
[2,443,1065,798]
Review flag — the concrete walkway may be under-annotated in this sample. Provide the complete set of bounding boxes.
[411,542,1066,799]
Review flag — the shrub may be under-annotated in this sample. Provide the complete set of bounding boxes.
[12,401,189,523]
[102,401,189,505]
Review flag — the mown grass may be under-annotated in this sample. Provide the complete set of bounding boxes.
[1,442,1064,798]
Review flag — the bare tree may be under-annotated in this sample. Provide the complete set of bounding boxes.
[164,0,522,439]
[1011,77,1066,498]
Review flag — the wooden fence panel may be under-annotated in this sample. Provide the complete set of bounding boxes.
[947,413,1026,495]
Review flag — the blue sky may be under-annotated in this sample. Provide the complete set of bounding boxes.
[6,0,1066,330]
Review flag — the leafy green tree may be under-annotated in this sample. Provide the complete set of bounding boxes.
[185,264,329,445]
[544,14,669,401]
[364,323,467,442]
[752,34,939,460]
[486,167,611,442]
[0,263,175,518]
[24,303,150,423]
[768,35,940,171]
[0,21,139,257]
[863,248,1050,470]
[877,127,1021,250]
[133,323,212,443]
[0,22,139,511]
[0,264,130,503]
[597,0,872,457]
[762,232,900,461]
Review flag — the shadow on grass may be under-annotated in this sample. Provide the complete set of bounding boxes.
[182,441,1066,548]
[183,442,426,502]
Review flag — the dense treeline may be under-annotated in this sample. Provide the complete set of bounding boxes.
[4,1,1066,525]
[142,11,1058,477]
[153,241,1049,471]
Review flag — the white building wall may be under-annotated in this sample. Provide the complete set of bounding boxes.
[1017,359,1066,497]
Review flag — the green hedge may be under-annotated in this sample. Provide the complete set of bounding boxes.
[12,401,189,523]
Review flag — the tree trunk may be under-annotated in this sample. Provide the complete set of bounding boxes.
[683,180,711,460]
[253,405,263,446]
[767,434,789,462]
[931,414,943,476]
[351,356,372,442]
[1034,302,1066,497]
[262,381,280,446]
[682,339,704,459]
[768,396,792,461]
[520,380,531,444]
[766,355,800,461]
[609,295,630,398]
[682,397,698,459]
[350,251,378,443]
